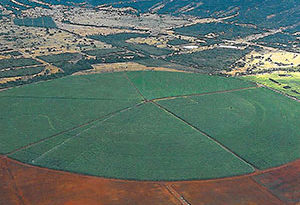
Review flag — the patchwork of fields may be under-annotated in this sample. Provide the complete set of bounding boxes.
[1,71,300,180]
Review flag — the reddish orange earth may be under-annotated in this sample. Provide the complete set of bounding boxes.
[1,156,299,205]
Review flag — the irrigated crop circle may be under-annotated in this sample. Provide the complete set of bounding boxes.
[1,71,300,180]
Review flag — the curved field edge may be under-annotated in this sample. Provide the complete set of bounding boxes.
[8,103,254,181]
[1,71,300,181]
[2,155,300,183]
[3,156,300,204]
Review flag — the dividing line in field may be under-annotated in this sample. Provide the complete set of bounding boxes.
[249,177,285,204]
[151,101,258,171]
[123,72,147,101]
[152,86,259,102]
[6,102,145,156]
[3,158,27,205]
[0,95,136,101]
[161,183,191,205]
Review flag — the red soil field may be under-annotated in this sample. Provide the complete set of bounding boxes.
[1,156,299,205]
[253,160,300,204]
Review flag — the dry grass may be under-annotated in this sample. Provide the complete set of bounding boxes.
[228,50,300,75]
[73,62,185,75]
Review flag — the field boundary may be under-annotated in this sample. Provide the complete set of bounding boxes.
[2,155,299,183]
[2,156,296,205]
[123,72,147,101]
[259,83,300,103]
[0,95,140,101]
[152,86,259,102]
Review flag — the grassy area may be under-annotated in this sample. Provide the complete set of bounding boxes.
[10,103,253,180]
[127,71,255,100]
[159,87,300,169]
[243,72,300,99]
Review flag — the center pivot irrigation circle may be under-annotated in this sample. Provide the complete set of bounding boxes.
[1,71,300,181]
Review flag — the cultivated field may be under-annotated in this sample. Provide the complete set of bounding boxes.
[1,71,300,181]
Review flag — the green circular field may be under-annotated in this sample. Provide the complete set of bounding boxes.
[1,71,300,181]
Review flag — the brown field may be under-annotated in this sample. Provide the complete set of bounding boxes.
[171,177,284,205]
[253,160,300,204]
[0,156,299,205]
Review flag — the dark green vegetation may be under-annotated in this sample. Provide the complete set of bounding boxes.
[166,48,251,72]
[0,51,22,57]
[0,58,42,70]
[175,22,261,40]
[89,33,149,48]
[0,66,45,78]
[37,52,93,74]
[168,38,190,46]
[89,33,172,57]
[254,33,300,52]
[82,48,124,56]
[14,16,57,28]
[1,71,300,180]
